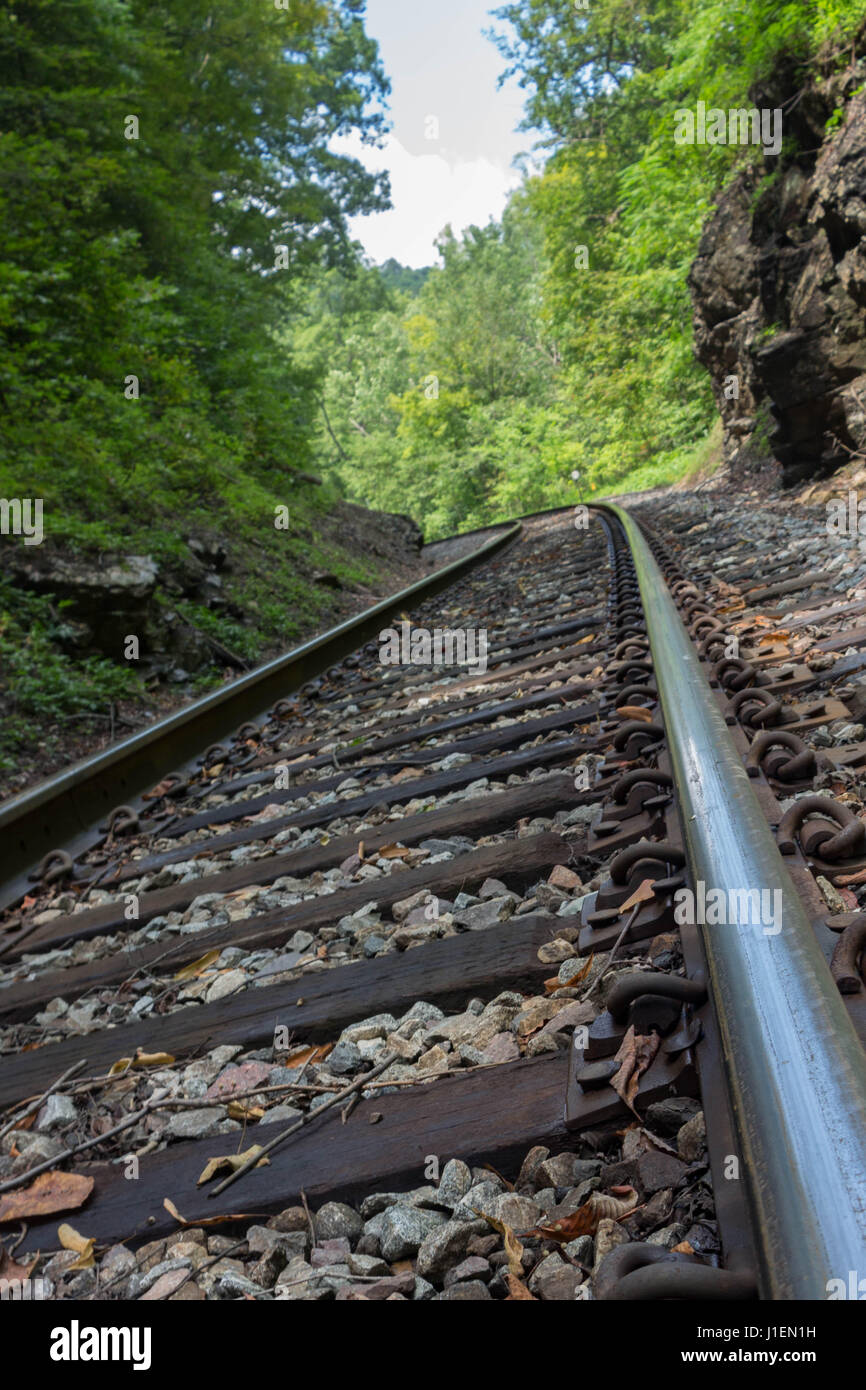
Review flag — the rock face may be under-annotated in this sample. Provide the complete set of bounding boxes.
[689,65,866,484]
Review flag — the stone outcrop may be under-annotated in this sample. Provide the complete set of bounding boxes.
[689,47,866,484]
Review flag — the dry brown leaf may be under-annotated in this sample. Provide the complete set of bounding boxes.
[835,867,866,886]
[523,1186,639,1242]
[357,840,365,861]
[610,1025,661,1115]
[173,949,221,982]
[283,1043,332,1069]
[197,1145,269,1187]
[504,1272,536,1300]
[0,1247,37,1282]
[163,1197,261,1229]
[226,1101,265,1122]
[546,953,594,993]
[108,1047,175,1076]
[671,1239,695,1255]
[58,1222,96,1269]
[618,878,656,915]
[0,1171,94,1224]
[615,705,654,723]
[377,843,411,859]
[472,1208,524,1276]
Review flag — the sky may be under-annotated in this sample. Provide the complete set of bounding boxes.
[336,0,532,269]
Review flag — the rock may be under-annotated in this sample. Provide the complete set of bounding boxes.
[205,969,246,1003]
[313,1202,363,1242]
[517,1145,550,1188]
[392,889,432,922]
[593,1217,630,1269]
[514,997,569,1036]
[529,1252,583,1300]
[259,1103,303,1127]
[677,1110,707,1162]
[536,1153,583,1188]
[326,1040,362,1075]
[481,1032,520,1063]
[443,1256,492,1286]
[436,1158,473,1209]
[537,937,579,964]
[139,1268,189,1301]
[340,1014,397,1043]
[453,1180,503,1222]
[493,1193,542,1230]
[205,1061,273,1100]
[645,1096,702,1137]
[437,1280,492,1300]
[564,1235,594,1264]
[548,865,583,891]
[416,1220,485,1280]
[379,1205,446,1261]
[336,1272,416,1301]
[166,1108,228,1141]
[36,1093,77,1131]
[269,1205,308,1233]
[688,84,866,484]
[246,1226,307,1260]
[636,1149,688,1194]
[452,896,517,931]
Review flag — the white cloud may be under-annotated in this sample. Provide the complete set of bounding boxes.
[335,133,522,269]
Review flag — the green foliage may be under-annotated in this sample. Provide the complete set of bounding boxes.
[310,0,866,536]
[0,577,143,768]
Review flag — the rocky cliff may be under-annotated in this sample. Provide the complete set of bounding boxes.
[689,41,866,485]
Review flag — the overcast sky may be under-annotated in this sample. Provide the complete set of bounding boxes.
[336,0,531,269]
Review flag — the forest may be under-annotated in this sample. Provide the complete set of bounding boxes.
[2,0,866,767]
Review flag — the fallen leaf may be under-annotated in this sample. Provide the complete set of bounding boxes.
[504,1272,536,1300]
[197,1145,270,1187]
[21,895,38,911]
[108,1048,175,1076]
[226,1101,265,1122]
[163,1197,262,1229]
[523,1187,639,1242]
[0,1247,37,1282]
[173,949,222,982]
[472,1208,523,1276]
[357,840,365,861]
[376,844,411,859]
[58,1223,96,1269]
[671,1239,695,1255]
[835,867,866,886]
[610,1025,660,1115]
[0,1171,94,1224]
[618,877,656,915]
[615,705,654,722]
[283,1043,332,1069]
[545,953,594,993]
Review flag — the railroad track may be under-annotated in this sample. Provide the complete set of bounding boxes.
[2,498,866,1308]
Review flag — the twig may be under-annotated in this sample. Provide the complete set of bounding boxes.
[207,1053,396,1199]
[0,1088,171,1194]
[150,1236,248,1303]
[0,1060,86,1142]
[300,1188,316,1248]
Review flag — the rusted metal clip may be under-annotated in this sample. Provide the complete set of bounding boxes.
[777,795,866,861]
[744,730,817,785]
[594,1245,757,1301]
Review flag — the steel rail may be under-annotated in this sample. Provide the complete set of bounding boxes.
[0,523,520,906]
[600,502,866,1300]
